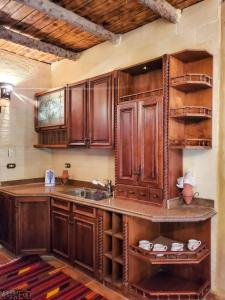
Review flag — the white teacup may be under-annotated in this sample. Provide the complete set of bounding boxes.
[187,239,201,251]
[171,242,184,252]
[153,243,167,256]
[139,240,153,251]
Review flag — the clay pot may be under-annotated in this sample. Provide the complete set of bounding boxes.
[182,183,193,205]
[61,170,69,185]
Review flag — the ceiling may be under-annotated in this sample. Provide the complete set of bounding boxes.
[0,0,203,64]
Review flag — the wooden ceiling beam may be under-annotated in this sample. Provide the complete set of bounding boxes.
[0,26,80,61]
[14,0,121,43]
[137,0,181,23]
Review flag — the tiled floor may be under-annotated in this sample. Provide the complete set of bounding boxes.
[0,247,222,300]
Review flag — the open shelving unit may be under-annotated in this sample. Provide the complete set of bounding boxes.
[34,128,68,149]
[130,235,210,265]
[103,211,124,289]
[169,50,213,149]
[118,58,163,103]
[128,217,211,300]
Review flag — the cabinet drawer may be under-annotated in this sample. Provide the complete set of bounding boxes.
[137,187,149,201]
[149,189,163,204]
[51,198,70,211]
[116,185,127,198]
[126,187,138,199]
[73,203,96,218]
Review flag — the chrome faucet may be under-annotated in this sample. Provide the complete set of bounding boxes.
[92,179,113,196]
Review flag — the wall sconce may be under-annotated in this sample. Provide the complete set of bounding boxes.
[0,82,14,112]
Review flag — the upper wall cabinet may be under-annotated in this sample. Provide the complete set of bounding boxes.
[34,87,68,149]
[35,87,67,130]
[169,50,213,149]
[68,72,115,148]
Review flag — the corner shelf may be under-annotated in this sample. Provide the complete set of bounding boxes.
[170,106,212,119]
[130,272,210,300]
[129,236,210,265]
[169,138,212,149]
[170,74,212,92]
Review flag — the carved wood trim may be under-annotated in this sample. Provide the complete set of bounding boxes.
[122,222,129,292]
[97,215,103,280]
[163,54,169,202]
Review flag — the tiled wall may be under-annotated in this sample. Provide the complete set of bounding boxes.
[0,50,52,182]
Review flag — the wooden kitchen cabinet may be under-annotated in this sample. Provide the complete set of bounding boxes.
[88,73,114,147]
[51,198,71,260]
[16,197,50,255]
[68,80,87,145]
[71,204,97,275]
[116,96,163,205]
[0,193,15,252]
[72,215,96,273]
[68,72,115,148]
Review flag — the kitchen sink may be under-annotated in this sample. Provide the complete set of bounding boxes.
[59,188,111,201]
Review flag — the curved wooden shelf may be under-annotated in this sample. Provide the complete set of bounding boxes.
[130,272,210,300]
[171,74,212,92]
[130,245,209,265]
[169,138,212,149]
[170,106,212,119]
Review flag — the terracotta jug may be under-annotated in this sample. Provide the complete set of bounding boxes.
[182,183,193,205]
[61,170,69,185]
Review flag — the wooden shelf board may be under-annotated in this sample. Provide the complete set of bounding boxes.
[170,106,212,119]
[104,275,113,284]
[169,139,212,149]
[104,229,113,236]
[119,89,163,102]
[34,144,68,149]
[131,272,210,298]
[130,236,210,265]
[114,232,123,239]
[104,251,113,259]
[114,255,123,265]
[171,74,212,92]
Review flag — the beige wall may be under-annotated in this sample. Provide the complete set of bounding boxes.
[216,1,225,297]
[0,50,52,182]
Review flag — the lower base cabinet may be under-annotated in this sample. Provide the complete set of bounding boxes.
[51,199,97,275]
[0,193,212,299]
[0,194,50,255]
[72,215,96,273]
[0,193,15,252]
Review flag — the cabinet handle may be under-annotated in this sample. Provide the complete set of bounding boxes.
[139,192,146,196]
[153,194,159,198]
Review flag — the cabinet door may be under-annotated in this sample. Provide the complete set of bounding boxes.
[68,81,87,145]
[0,194,15,252]
[16,197,50,255]
[117,101,138,185]
[138,97,163,189]
[72,216,96,273]
[51,210,70,259]
[88,74,114,147]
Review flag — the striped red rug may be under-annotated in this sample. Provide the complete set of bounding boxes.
[0,255,107,299]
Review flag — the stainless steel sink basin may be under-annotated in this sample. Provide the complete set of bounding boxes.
[59,188,111,201]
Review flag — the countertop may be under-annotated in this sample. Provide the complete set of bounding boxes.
[0,183,216,222]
